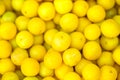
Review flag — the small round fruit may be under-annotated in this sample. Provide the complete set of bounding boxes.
[15,16,29,31]
[82,63,100,80]
[87,5,106,22]
[72,0,89,17]
[11,47,29,66]
[27,17,46,35]
[97,0,115,10]
[52,31,71,52]
[54,0,73,14]
[84,24,101,40]
[83,41,102,60]
[60,13,78,32]
[70,31,86,50]
[44,49,62,69]
[1,72,19,80]
[63,48,81,66]
[21,58,40,76]
[100,19,120,38]
[100,36,119,50]
[0,40,12,58]
[100,65,117,80]
[44,29,58,45]
[0,22,17,40]
[38,2,55,21]
[1,11,16,23]
[0,58,15,74]
[16,30,34,49]
[21,0,39,17]
[97,51,114,67]
[29,44,46,61]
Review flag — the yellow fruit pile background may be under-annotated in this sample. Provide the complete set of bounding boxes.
[0,0,120,80]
